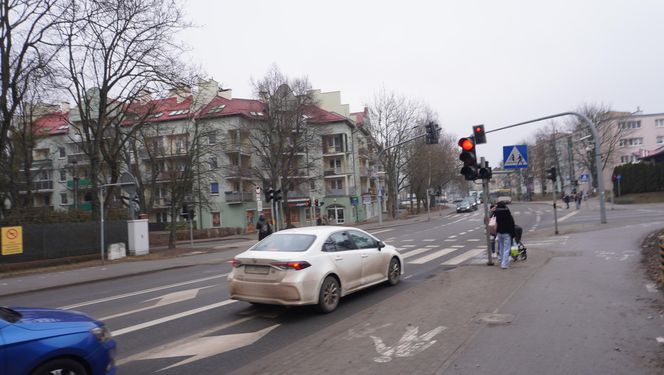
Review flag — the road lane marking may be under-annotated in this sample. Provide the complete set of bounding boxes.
[408,248,456,264]
[112,299,238,337]
[558,210,579,222]
[422,239,436,242]
[442,249,485,265]
[370,229,394,235]
[402,247,434,259]
[116,315,256,366]
[59,274,229,309]
[452,245,464,248]
[99,286,216,321]
[467,239,480,241]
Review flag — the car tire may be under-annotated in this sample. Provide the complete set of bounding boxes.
[318,276,340,313]
[386,257,401,286]
[31,358,88,375]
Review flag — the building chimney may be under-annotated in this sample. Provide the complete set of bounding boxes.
[219,88,232,100]
[168,85,191,103]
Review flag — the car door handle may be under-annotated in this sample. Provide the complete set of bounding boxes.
[334,256,343,261]
[361,254,369,258]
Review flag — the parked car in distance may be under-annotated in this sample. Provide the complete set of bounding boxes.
[0,306,117,375]
[456,197,477,213]
[228,226,404,313]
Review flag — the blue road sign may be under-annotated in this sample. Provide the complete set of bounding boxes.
[616,174,622,181]
[503,145,528,169]
[579,173,590,182]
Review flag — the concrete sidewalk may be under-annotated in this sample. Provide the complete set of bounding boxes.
[0,207,453,297]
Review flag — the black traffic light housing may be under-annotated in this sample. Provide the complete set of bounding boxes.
[305,199,311,207]
[274,189,282,201]
[478,160,492,180]
[546,167,557,181]
[425,122,440,144]
[473,125,486,144]
[459,137,478,181]
[264,188,274,202]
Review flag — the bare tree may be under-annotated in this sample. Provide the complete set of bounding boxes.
[366,88,421,218]
[566,103,631,189]
[248,66,321,227]
[57,0,188,218]
[0,0,65,212]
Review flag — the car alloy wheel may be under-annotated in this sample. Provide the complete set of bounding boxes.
[31,358,88,375]
[387,257,401,286]
[318,276,340,313]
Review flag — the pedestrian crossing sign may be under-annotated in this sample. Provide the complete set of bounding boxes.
[503,145,528,169]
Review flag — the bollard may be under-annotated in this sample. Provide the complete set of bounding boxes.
[660,235,664,287]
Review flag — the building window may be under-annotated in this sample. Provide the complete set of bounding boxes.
[620,155,638,164]
[331,179,343,190]
[59,169,67,182]
[60,193,68,205]
[619,138,643,146]
[657,136,664,144]
[208,134,217,145]
[58,147,66,158]
[209,157,218,170]
[212,212,221,227]
[618,120,641,129]
[656,119,664,128]
[210,182,219,195]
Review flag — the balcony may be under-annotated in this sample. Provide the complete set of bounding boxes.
[225,167,253,180]
[32,159,53,168]
[325,187,357,197]
[69,202,92,211]
[154,197,171,207]
[323,146,347,155]
[225,191,254,203]
[67,154,88,164]
[287,189,310,199]
[324,168,349,177]
[225,143,252,155]
[18,180,54,192]
[67,178,91,189]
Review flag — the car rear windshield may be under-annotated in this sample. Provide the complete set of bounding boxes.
[251,234,316,252]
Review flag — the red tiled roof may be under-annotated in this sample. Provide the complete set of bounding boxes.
[350,111,365,126]
[304,105,348,124]
[198,96,265,119]
[33,111,69,136]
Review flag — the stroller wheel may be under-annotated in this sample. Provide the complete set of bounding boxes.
[511,256,518,262]
[520,252,527,261]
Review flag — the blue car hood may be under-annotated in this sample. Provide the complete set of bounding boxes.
[11,307,100,331]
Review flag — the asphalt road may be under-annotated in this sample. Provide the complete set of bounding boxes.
[1,201,663,374]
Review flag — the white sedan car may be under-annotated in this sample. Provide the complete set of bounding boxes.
[228,226,403,313]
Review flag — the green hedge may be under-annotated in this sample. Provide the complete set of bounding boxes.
[612,163,664,194]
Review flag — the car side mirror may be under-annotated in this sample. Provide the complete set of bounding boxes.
[377,241,385,250]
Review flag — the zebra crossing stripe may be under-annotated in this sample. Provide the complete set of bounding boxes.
[402,247,434,259]
[442,249,485,266]
[408,248,456,264]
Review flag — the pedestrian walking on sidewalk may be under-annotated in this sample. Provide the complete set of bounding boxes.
[563,194,570,209]
[256,214,272,241]
[494,201,516,269]
[575,191,582,209]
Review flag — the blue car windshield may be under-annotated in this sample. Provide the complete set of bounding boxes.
[251,234,316,252]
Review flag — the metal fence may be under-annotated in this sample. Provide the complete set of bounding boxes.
[0,221,128,264]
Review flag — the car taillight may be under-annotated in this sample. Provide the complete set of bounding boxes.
[270,261,311,270]
[230,259,242,268]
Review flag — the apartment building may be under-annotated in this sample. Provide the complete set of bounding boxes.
[20,80,376,232]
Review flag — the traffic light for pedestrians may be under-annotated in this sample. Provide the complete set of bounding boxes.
[305,199,311,207]
[478,160,492,180]
[546,167,557,181]
[472,124,486,144]
[458,137,478,180]
[425,122,440,144]
[274,189,282,201]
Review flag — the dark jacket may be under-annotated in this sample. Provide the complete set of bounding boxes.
[494,204,515,237]
[256,217,272,240]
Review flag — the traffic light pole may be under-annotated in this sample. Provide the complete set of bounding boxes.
[552,187,559,235]
[480,158,493,266]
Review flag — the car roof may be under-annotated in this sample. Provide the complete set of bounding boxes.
[270,226,362,236]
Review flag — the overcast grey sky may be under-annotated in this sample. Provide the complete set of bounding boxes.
[179,0,664,166]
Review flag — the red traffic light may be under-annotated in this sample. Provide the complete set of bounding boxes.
[459,137,475,151]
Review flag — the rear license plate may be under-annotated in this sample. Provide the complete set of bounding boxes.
[244,265,270,275]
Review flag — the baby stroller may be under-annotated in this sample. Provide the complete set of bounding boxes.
[511,225,528,261]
